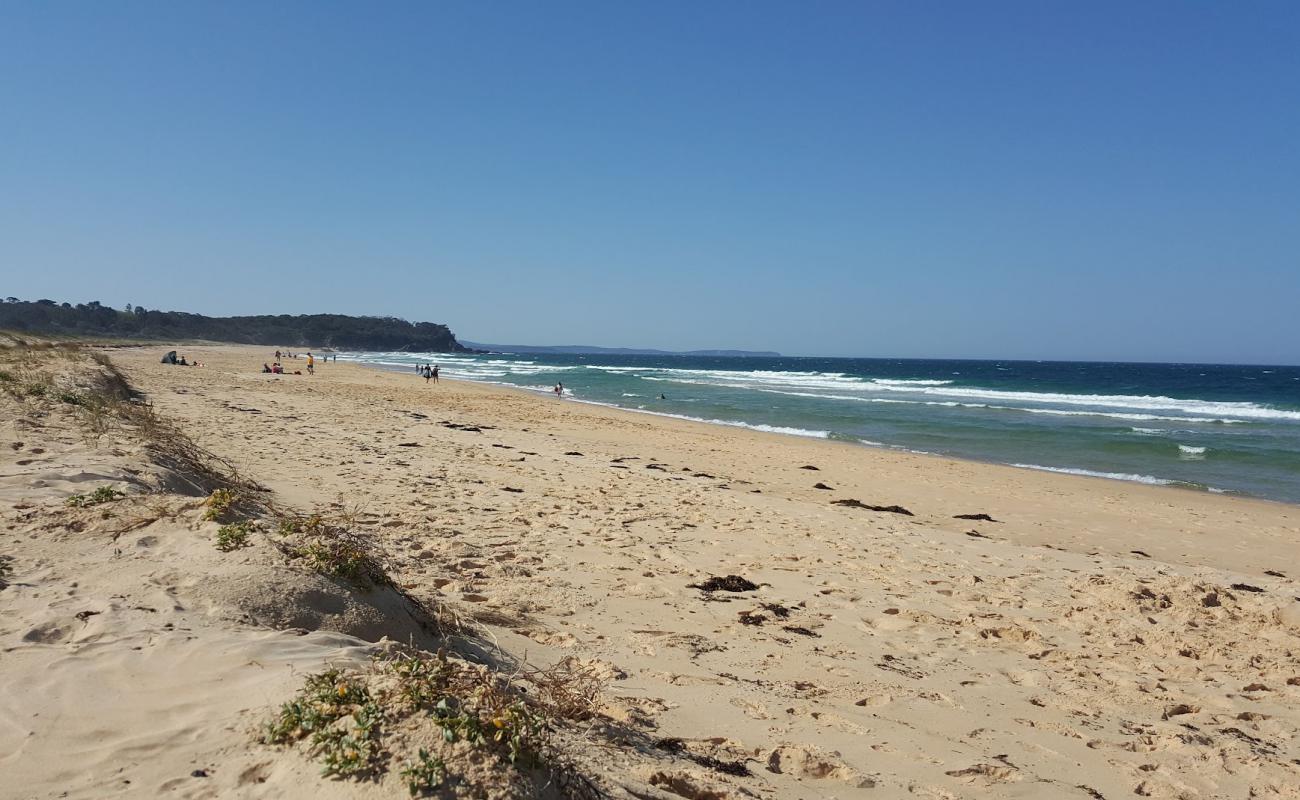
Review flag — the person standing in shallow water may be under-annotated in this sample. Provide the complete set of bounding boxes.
[554,382,564,397]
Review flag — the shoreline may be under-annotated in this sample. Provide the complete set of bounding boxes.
[7,341,1299,798]
[353,354,1300,513]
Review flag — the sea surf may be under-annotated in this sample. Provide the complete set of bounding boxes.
[341,352,1300,504]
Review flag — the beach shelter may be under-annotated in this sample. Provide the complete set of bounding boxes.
[160,350,178,364]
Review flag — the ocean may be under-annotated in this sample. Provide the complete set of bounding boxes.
[340,351,1300,505]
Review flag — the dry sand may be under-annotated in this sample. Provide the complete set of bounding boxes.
[3,343,1299,799]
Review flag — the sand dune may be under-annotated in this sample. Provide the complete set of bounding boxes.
[3,343,1298,799]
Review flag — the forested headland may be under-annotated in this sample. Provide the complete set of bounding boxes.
[0,298,468,352]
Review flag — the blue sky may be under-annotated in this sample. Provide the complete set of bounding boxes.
[2,2,1298,363]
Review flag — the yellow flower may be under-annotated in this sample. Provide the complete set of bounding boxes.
[337,685,348,698]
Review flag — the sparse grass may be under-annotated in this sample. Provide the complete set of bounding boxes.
[0,344,257,498]
[523,659,607,722]
[65,485,126,508]
[0,358,54,401]
[117,398,262,502]
[215,520,255,551]
[0,343,132,443]
[203,488,239,521]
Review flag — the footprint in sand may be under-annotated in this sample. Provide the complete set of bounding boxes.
[944,763,1021,783]
[729,696,772,720]
[766,745,875,787]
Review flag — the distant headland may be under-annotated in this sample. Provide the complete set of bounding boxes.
[0,298,467,352]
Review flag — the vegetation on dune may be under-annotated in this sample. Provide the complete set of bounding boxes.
[275,512,391,588]
[263,650,583,794]
[215,520,255,551]
[65,485,126,508]
[203,488,240,521]
[0,298,468,352]
[2,338,610,797]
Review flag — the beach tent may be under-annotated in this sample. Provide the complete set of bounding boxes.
[160,350,178,364]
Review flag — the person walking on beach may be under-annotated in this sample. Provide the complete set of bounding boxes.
[423,365,431,383]
[432,365,439,383]
[306,353,315,374]
[554,382,564,397]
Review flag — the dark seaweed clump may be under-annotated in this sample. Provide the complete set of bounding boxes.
[688,575,759,593]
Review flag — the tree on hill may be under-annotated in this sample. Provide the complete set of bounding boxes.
[0,299,468,352]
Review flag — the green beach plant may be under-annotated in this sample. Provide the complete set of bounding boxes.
[65,485,125,508]
[263,652,559,788]
[215,520,255,551]
[400,748,446,796]
[203,488,239,521]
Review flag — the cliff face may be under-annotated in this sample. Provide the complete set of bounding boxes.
[0,300,468,352]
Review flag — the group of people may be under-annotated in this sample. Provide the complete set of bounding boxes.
[160,351,202,367]
[417,363,440,383]
[274,349,338,364]
[264,349,337,375]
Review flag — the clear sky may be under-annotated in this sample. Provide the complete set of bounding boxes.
[2,2,1298,363]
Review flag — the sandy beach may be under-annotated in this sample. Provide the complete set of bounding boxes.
[3,342,1299,799]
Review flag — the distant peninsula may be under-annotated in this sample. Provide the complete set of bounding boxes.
[0,298,468,352]
[461,341,781,357]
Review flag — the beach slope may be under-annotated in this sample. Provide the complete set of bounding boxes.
[3,343,1298,799]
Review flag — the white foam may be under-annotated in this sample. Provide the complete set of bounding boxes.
[858,384,1300,421]
[565,398,830,439]
[347,353,1293,430]
[747,388,1246,424]
[998,406,1242,423]
[603,363,1299,422]
[870,378,955,386]
[1178,445,1207,458]
[1011,464,1179,486]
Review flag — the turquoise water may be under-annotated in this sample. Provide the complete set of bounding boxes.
[341,352,1300,504]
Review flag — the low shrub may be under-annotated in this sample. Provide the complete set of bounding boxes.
[65,486,125,508]
[215,520,255,551]
[203,488,239,521]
